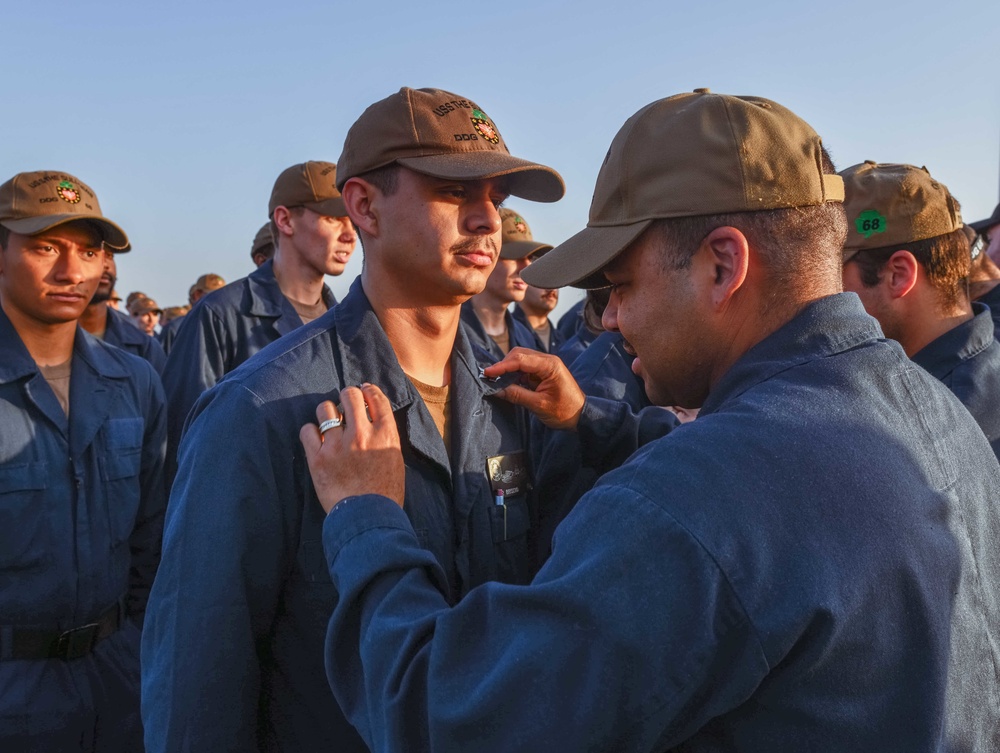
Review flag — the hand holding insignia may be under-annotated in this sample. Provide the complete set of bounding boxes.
[483,347,586,430]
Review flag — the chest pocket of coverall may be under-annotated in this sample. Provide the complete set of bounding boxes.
[99,417,144,548]
[0,461,52,572]
[486,491,533,585]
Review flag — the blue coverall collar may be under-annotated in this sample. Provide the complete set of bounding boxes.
[105,306,147,347]
[700,293,885,417]
[0,306,129,384]
[460,300,517,348]
[0,306,131,442]
[910,302,996,379]
[0,306,38,383]
[332,278,509,484]
[334,278,505,410]
[245,259,336,324]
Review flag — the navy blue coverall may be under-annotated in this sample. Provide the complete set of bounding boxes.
[973,283,1000,339]
[554,324,598,366]
[460,299,539,359]
[160,259,335,479]
[320,294,1000,753]
[554,297,584,342]
[910,302,1000,459]
[142,278,537,752]
[0,309,167,752]
[533,330,663,556]
[102,307,166,375]
[155,314,183,355]
[510,304,563,354]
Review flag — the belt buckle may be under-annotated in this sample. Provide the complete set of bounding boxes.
[53,623,100,660]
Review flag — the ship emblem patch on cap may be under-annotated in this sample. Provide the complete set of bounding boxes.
[855,209,887,239]
[514,216,527,233]
[56,180,81,204]
[471,109,500,145]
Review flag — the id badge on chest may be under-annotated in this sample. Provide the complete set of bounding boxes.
[486,450,530,540]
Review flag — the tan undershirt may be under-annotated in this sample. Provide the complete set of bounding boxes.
[489,328,511,355]
[288,297,328,325]
[39,359,72,417]
[408,376,451,453]
[534,319,552,351]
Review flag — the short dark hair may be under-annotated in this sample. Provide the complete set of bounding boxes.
[849,228,971,308]
[0,225,8,250]
[652,203,847,302]
[252,243,275,264]
[647,149,846,310]
[353,164,401,254]
[359,163,400,196]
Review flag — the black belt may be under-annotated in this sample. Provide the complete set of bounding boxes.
[4,602,123,661]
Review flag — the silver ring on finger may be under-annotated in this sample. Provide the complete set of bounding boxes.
[319,417,343,434]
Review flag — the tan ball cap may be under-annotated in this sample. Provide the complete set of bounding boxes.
[336,87,565,203]
[193,273,226,293]
[499,208,552,260]
[129,297,162,316]
[840,162,963,261]
[251,222,274,255]
[0,170,129,250]
[523,89,844,289]
[268,161,347,218]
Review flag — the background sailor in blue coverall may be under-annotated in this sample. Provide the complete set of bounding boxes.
[141,87,565,752]
[841,162,1000,459]
[305,91,1000,752]
[554,295,584,342]
[160,160,355,479]
[504,216,563,354]
[250,221,275,268]
[79,249,167,374]
[969,202,1000,332]
[460,207,547,358]
[512,280,563,353]
[156,272,226,355]
[532,328,661,556]
[0,170,167,752]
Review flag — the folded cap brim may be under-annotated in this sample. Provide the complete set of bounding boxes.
[303,196,349,218]
[500,239,552,260]
[1,214,130,251]
[397,153,565,203]
[521,220,652,289]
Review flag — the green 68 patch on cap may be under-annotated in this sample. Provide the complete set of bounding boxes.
[840,162,962,259]
[855,209,887,239]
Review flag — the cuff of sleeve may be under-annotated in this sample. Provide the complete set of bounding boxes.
[577,397,627,465]
[322,494,415,565]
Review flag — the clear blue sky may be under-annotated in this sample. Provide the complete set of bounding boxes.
[3,0,998,322]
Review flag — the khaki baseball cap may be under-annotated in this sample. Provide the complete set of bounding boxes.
[251,222,274,256]
[336,87,565,203]
[193,273,226,293]
[523,89,844,289]
[840,162,962,260]
[499,208,552,260]
[129,297,161,316]
[268,161,347,218]
[0,170,129,250]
